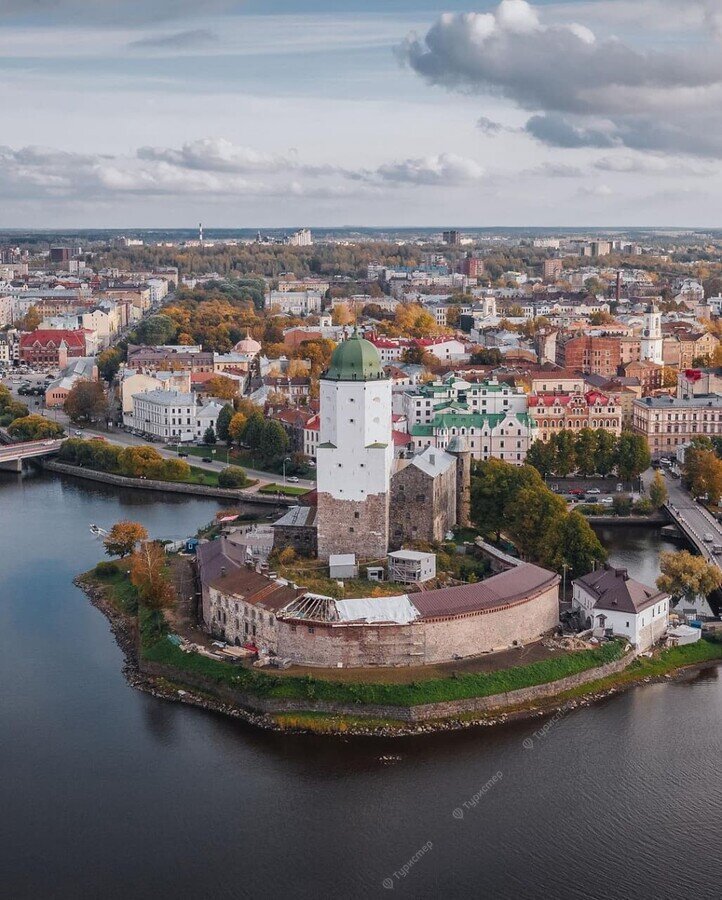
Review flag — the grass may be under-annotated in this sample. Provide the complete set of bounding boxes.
[275,558,408,599]
[85,564,139,615]
[259,483,310,496]
[185,465,221,487]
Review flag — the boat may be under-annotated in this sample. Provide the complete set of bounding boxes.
[89,524,108,537]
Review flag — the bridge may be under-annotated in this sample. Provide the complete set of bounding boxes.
[0,439,63,472]
[651,470,722,569]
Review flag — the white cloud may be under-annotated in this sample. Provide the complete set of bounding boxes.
[400,0,722,157]
[375,153,484,185]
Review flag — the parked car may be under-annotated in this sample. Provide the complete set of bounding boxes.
[586,488,602,495]
[713,544,722,555]
[569,489,585,497]
[178,451,188,458]
[599,497,614,506]
[287,476,300,483]
[704,533,714,543]
[202,456,213,463]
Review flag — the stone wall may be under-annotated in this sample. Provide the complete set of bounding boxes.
[140,648,635,723]
[43,460,293,505]
[276,583,559,668]
[272,523,317,557]
[316,489,389,560]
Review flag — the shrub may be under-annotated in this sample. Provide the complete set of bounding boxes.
[218,465,248,488]
[633,498,653,516]
[612,494,632,517]
[95,561,119,578]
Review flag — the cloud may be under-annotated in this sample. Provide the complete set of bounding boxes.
[400,0,722,157]
[0,140,482,204]
[593,155,711,176]
[527,163,584,178]
[476,116,514,136]
[578,184,613,198]
[128,29,218,51]
[375,153,484,185]
[0,1,240,25]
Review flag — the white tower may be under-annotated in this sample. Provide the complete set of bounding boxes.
[316,331,393,561]
[640,302,663,364]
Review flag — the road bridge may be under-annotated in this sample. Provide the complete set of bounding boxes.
[0,439,63,472]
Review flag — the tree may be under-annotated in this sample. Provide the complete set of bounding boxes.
[97,348,122,382]
[129,541,176,610]
[19,305,41,332]
[575,429,598,477]
[104,520,148,558]
[648,471,668,509]
[63,381,109,424]
[228,412,248,447]
[161,458,191,482]
[594,429,617,477]
[657,550,722,606]
[470,348,503,366]
[260,419,289,460]
[216,404,234,443]
[133,314,177,346]
[554,430,577,477]
[118,445,165,479]
[296,338,335,376]
[683,444,722,504]
[589,310,614,325]
[205,375,238,401]
[394,303,439,338]
[549,511,607,580]
[243,412,266,451]
[7,415,64,441]
[525,439,557,478]
[203,426,217,446]
[332,302,354,326]
[615,432,651,482]
[218,465,248,488]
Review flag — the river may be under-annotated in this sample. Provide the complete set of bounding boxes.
[2,470,721,900]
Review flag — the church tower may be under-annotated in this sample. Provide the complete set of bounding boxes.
[640,302,663,364]
[316,331,393,561]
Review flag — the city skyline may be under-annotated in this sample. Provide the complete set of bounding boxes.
[2,0,722,227]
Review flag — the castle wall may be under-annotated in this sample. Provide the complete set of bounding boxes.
[316,489,389,560]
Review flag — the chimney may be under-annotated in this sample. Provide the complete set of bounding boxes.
[221,566,226,577]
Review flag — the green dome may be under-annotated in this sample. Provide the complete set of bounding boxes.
[324,331,385,381]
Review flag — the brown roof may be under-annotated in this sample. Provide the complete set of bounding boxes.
[209,566,303,612]
[196,537,247,585]
[573,564,666,614]
[413,563,558,619]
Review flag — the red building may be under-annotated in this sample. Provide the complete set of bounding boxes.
[19,329,86,368]
[557,335,621,378]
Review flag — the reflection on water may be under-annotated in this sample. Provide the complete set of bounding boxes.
[2,473,722,899]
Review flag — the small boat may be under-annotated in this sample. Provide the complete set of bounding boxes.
[89,524,108,537]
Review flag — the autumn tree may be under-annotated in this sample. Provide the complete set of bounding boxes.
[97,348,122,382]
[394,303,439,338]
[648,471,668,508]
[118,445,165,479]
[657,550,722,606]
[104,520,148,558]
[228,412,248,447]
[205,375,238,401]
[332,302,354,326]
[20,305,41,332]
[63,381,109,424]
[7,414,64,441]
[615,432,651,482]
[129,541,176,610]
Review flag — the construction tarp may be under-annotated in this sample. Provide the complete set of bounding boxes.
[335,594,419,625]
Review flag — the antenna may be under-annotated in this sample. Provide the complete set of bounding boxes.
[199,222,203,244]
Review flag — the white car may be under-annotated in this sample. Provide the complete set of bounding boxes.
[586,488,601,495]
[704,533,714,543]
[599,497,614,506]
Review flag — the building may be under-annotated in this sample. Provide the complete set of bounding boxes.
[640,303,663,364]
[543,259,563,281]
[266,291,323,316]
[44,356,98,408]
[527,391,622,441]
[126,345,214,373]
[129,389,222,443]
[19,329,86,368]
[621,360,663,394]
[387,550,436,584]
[633,394,722,457]
[461,255,485,278]
[572,564,669,651]
[271,506,318,557]
[389,446,462,549]
[557,335,621,377]
[409,410,537,464]
[442,230,460,246]
[316,331,394,561]
[120,368,191,418]
[286,228,312,247]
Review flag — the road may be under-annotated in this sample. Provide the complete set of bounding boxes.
[644,468,722,566]
[1,373,315,490]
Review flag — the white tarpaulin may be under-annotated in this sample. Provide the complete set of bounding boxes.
[335,594,419,625]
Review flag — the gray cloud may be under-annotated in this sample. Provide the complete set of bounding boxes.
[129,29,218,51]
[0,1,240,25]
[375,153,484,185]
[400,0,722,158]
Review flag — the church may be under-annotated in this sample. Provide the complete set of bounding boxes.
[311,330,469,561]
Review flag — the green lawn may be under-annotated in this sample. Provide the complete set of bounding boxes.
[258,482,310,496]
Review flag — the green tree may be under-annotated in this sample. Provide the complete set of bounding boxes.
[203,425,217,446]
[648,471,668,509]
[97,348,122,382]
[554,430,577,477]
[218,465,248,488]
[594,429,617,477]
[161,458,191,482]
[506,485,567,564]
[243,412,266,451]
[133,314,177,346]
[260,419,289,460]
[615,432,651,482]
[524,439,557,478]
[574,429,599,477]
[216,404,234,443]
[549,511,607,580]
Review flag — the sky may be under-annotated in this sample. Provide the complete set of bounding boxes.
[1,0,722,228]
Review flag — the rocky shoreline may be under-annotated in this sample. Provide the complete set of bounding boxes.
[75,576,721,738]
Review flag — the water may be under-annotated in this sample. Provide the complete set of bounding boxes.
[2,472,721,899]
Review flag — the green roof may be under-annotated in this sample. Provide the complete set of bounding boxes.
[411,412,534,435]
[323,330,385,382]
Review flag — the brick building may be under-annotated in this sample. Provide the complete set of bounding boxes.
[557,335,621,377]
[19,329,86,367]
[389,446,459,549]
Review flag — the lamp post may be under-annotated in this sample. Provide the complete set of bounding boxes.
[283,456,291,485]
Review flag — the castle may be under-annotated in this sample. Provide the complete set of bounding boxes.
[315,330,470,560]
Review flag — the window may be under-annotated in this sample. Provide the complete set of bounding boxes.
[308,626,315,634]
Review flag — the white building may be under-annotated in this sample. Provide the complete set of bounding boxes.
[266,290,323,315]
[572,564,669,651]
[129,389,222,443]
[316,331,394,560]
[402,376,527,427]
[286,228,312,247]
[387,550,436,584]
[640,302,663,364]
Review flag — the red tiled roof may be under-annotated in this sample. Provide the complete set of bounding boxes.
[19,329,85,348]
